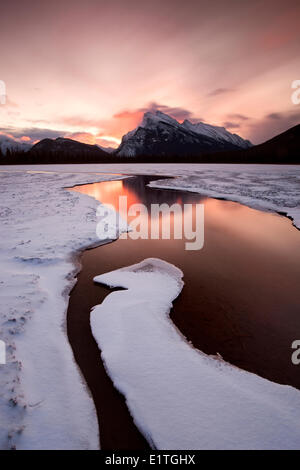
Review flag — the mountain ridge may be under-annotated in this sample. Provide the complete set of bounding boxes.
[0,115,299,164]
[0,135,31,155]
[116,111,252,157]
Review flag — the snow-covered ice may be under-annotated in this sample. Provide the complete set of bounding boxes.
[5,163,297,230]
[147,165,300,230]
[0,169,127,450]
[0,163,299,450]
[91,258,300,450]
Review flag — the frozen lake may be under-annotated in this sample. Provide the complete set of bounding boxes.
[1,164,300,450]
[68,174,300,449]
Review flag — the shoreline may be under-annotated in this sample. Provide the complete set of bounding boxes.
[67,173,300,448]
[67,249,150,450]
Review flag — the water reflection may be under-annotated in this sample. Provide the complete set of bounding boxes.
[69,175,300,391]
[70,176,300,260]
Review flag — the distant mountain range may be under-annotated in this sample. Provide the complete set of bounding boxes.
[29,137,109,161]
[0,111,299,164]
[0,136,31,155]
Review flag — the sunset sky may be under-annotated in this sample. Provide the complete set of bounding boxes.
[0,0,299,147]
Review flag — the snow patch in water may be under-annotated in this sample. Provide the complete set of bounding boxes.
[91,258,300,450]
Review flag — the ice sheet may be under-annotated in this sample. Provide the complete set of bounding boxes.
[91,258,300,450]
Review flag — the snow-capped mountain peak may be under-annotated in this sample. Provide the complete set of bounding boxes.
[182,119,252,149]
[141,111,181,129]
[116,111,252,157]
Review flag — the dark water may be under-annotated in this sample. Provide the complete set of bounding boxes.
[67,175,300,450]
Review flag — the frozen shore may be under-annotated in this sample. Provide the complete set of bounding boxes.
[0,163,299,449]
[0,169,126,450]
[146,165,300,230]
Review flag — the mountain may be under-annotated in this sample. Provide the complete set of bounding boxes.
[1,119,298,165]
[29,137,110,163]
[182,119,251,149]
[237,123,300,163]
[0,136,31,156]
[97,144,116,154]
[115,111,252,158]
[188,123,300,164]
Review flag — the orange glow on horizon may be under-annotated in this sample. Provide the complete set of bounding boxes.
[1,1,299,145]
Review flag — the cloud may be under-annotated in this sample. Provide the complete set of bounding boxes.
[96,136,119,148]
[246,109,300,143]
[223,121,240,129]
[8,103,200,148]
[2,102,298,149]
[63,131,120,148]
[0,131,15,139]
[5,97,19,108]
[114,101,196,122]
[0,0,299,149]
[227,113,250,121]
[113,101,198,132]
[60,116,101,130]
[0,127,63,144]
[25,102,200,146]
[265,110,300,125]
[207,88,235,97]
[266,112,282,120]
[0,123,122,149]
[142,102,195,122]
[64,132,96,145]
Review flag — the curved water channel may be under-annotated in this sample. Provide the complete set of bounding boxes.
[67,174,300,449]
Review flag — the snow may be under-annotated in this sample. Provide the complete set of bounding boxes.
[182,119,252,148]
[0,163,299,450]
[146,164,300,230]
[91,258,300,450]
[0,169,127,450]
[117,111,251,156]
[140,111,252,148]
[8,163,296,231]
[141,111,181,129]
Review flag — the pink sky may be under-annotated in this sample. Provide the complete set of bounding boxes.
[0,0,299,147]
